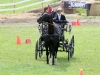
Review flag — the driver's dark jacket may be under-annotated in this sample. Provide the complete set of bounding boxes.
[53,14,68,23]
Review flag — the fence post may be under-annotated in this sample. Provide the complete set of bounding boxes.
[42,3,43,8]
[13,5,16,13]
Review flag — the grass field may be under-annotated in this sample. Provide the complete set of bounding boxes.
[0,23,100,75]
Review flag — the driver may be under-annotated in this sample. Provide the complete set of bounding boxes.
[47,5,57,18]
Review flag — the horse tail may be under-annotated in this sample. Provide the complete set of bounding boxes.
[49,36,54,43]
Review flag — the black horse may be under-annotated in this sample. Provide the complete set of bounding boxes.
[37,13,59,65]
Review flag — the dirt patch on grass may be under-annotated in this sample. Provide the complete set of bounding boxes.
[0,13,41,23]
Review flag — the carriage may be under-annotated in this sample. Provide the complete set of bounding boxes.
[35,13,74,65]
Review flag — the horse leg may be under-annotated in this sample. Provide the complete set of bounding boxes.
[55,51,57,62]
[54,43,59,62]
[49,46,52,63]
[53,48,57,63]
[49,46,52,58]
[52,55,55,65]
[52,46,55,65]
[46,47,49,64]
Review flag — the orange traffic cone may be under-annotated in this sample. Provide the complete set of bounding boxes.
[76,19,81,26]
[79,69,83,75]
[25,39,31,44]
[16,35,22,45]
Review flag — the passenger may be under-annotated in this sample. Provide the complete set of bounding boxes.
[53,7,68,35]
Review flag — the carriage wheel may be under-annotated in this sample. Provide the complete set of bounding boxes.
[38,40,41,58]
[68,48,70,61]
[39,41,44,58]
[64,39,70,61]
[70,35,74,58]
[68,40,72,61]
[71,35,74,57]
[35,40,39,60]
[67,35,75,61]
[39,46,43,58]
[62,35,65,51]
[64,39,68,52]
[39,47,41,58]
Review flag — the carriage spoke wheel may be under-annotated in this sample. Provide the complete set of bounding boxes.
[68,48,70,61]
[64,39,68,51]
[39,47,41,58]
[39,41,41,58]
[62,35,65,51]
[39,46,43,58]
[68,35,74,58]
[67,35,74,61]
[64,39,70,61]
[39,41,44,58]
[70,35,74,58]
[68,43,72,61]
[35,40,39,60]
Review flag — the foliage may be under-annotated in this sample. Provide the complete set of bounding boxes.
[76,8,86,14]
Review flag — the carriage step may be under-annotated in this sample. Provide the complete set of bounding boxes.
[62,28,67,31]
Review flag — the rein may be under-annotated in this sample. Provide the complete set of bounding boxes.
[43,22,54,26]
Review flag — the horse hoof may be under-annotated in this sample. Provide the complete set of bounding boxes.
[49,58,52,63]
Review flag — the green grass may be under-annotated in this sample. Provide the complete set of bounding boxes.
[0,23,100,75]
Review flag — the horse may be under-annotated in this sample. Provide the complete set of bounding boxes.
[37,13,59,65]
